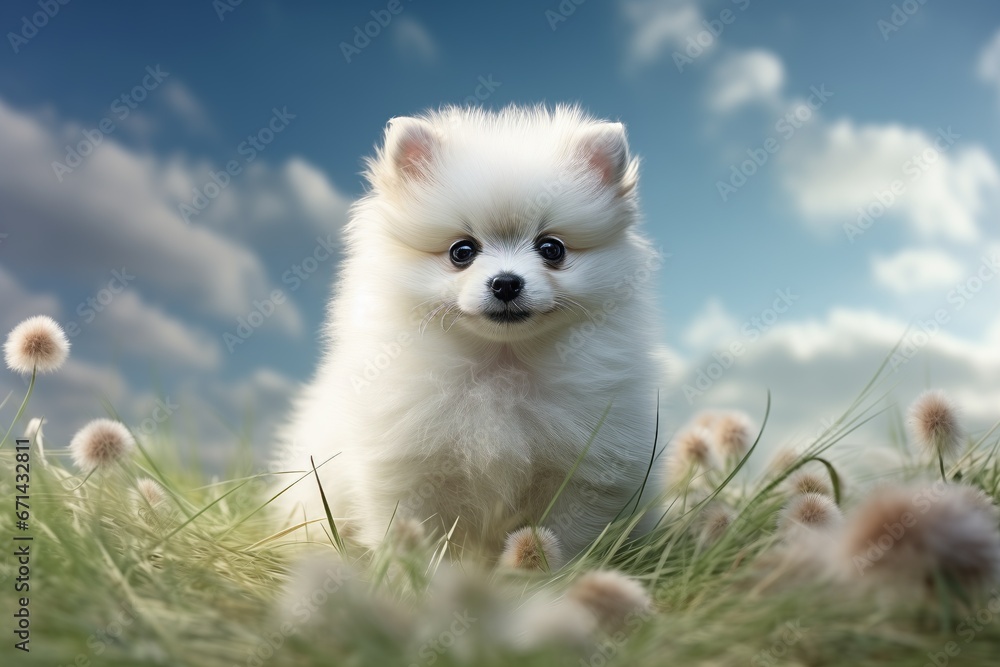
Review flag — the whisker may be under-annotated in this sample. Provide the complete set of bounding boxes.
[554,295,593,321]
[441,305,462,332]
[420,302,450,335]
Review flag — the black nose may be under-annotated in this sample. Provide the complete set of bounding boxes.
[489,274,523,302]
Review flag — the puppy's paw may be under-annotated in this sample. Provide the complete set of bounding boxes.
[499,526,564,571]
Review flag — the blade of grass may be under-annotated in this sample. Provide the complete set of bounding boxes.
[537,400,614,528]
[311,455,346,555]
[218,453,341,539]
[0,367,35,449]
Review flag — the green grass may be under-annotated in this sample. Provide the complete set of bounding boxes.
[3,360,1000,667]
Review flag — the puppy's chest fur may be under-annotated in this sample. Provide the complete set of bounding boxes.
[366,351,607,524]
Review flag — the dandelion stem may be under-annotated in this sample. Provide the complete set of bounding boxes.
[0,366,35,450]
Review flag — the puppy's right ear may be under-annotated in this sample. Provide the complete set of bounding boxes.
[381,116,440,182]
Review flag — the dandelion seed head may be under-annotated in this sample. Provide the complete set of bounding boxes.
[692,410,720,429]
[840,483,1000,593]
[698,503,735,546]
[4,315,70,375]
[778,492,842,534]
[69,418,135,471]
[711,410,754,459]
[786,470,834,498]
[135,477,167,508]
[674,427,718,469]
[508,595,596,650]
[567,570,652,634]
[907,390,962,459]
[499,526,564,570]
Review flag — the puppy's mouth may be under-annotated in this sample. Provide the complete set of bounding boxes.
[484,309,533,324]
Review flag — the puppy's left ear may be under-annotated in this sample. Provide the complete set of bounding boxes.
[576,122,637,196]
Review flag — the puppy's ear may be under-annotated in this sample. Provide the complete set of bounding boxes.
[383,116,440,181]
[576,122,636,195]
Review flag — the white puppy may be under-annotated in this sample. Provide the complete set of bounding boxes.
[277,105,665,563]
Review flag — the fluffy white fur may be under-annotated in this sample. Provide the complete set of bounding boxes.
[276,105,665,561]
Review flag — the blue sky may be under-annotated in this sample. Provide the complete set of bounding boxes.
[2,0,1000,468]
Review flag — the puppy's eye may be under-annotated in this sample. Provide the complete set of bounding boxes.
[449,240,478,267]
[536,237,566,265]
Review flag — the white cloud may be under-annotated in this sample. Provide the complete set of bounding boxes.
[93,291,223,369]
[681,298,739,350]
[621,0,704,68]
[700,48,1000,245]
[194,367,298,466]
[0,266,60,329]
[780,119,1000,242]
[978,28,1000,103]
[707,49,784,113]
[664,306,1000,472]
[160,80,214,135]
[0,96,316,334]
[393,17,439,65]
[164,157,350,241]
[221,367,297,411]
[0,356,131,448]
[0,266,220,370]
[871,248,966,295]
[275,159,352,230]
[0,97,268,318]
[989,313,1000,346]
[0,94,354,465]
